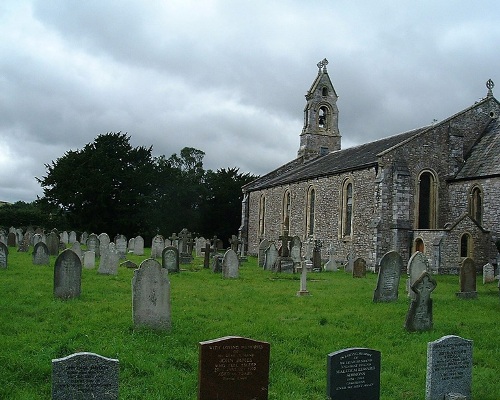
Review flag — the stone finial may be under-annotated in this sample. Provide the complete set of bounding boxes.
[317,58,329,72]
[486,79,494,97]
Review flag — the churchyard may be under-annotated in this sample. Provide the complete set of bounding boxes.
[0,241,499,399]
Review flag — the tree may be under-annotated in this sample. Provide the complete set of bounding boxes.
[0,201,65,230]
[37,132,156,237]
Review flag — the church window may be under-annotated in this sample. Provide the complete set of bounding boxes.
[306,187,315,236]
[414,238,425,253]
[341,180,353,237]
[460,233,472,258]
[318,106,328,128]
[320,146,329,156]
[282,190,291,233]
[416,171,437,229]
[322,87,328,96]
[259,194,266,236]
[469,186,482,224]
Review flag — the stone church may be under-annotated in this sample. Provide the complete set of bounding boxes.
[240,59,500,273]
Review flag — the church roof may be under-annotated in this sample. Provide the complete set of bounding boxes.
[454,117,500,180]
[243,126,427,191]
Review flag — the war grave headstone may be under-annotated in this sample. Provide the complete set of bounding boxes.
[83,250,96,269]
[0,242,8,268]
[353,257,367,278]
[263,243,278,271]
[54,249,82,299]
[425,335,473,400]
[201,241,214,269]
[133,235,144,256]
[68,230,77,244]
[407,251,430,299]
[98,243,119,275]
[198,336,270,400]
[132,258,171,330]
[456,257,477,299]
[86,234,100,258]
[222,249,239,279]
[373,251,402,302]
[162,246,179,273]
[482,263,495,284]
[312,239,322,271]
[114,234,127,259]
[52,352,119,400]
[326,347,381,400]
[151,234,165,259]
[258,239,270,267]
[7,231,16,247]
[405,271,437,332]
[33,242,50,265]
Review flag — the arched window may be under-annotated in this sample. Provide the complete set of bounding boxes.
[341,180,353,237]
[414,238,425,253]
[318,106,328,128]
[460,233,472,258]
[258,194,266,236]
[416,171,437,229]
[306,187,315,236]
[469,186,482,224]
[282,190,291,233]
[322,87,328,96]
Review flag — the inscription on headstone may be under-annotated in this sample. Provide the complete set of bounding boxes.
[162,246,179,273]
[373,251,402,302]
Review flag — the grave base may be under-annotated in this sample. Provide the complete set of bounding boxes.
[455,291,477,299]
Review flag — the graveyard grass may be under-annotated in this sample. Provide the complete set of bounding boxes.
[1,250,499,400]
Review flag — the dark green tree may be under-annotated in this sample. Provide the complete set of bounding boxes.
[0,201,66,230]
[37,132,156,237]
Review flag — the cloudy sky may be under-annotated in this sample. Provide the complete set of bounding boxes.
[1,0,499,203]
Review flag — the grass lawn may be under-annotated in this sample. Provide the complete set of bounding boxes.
[0,247,499,399]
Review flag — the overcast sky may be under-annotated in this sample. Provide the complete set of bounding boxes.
[1,0,499,203]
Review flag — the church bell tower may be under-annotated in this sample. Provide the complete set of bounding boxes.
[298,59,341,160]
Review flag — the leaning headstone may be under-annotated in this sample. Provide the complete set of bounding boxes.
[133,235,144,256]
[353,257,367,278]
[425,335,473,400]
[407,251,429,299]
[80,231,88,245]
[198,336,270,400]
[222,249,239,278]
[482,263,495,284]
[33,242,50,265]
[52,352,119,400]
[456,257,477,299]
[373,251,402,302]
[54,249,82,299]
[258,239,270,267]
[162,246,179,273]
[263,243,278,271]
[120,260,137,269]
[132,258,171,330]
[83,250,96,269]
[0,242,8,268]
[151,234,165,259]
[405,271,437,332]
[47,231,60,256]
[327,347,381,400]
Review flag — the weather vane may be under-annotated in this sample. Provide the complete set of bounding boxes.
[317,58,329,71]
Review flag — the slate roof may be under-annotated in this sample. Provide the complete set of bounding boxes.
[454,117,500,180]
[243,126,427,191]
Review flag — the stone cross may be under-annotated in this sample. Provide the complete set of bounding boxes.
[278,228,293,258]
[228,234,241,252]
[201,241,214,269]
[405,272,437,332]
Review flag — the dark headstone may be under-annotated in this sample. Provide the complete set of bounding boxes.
[373,251,402,302]
[198,336,270,400]
[312,240,322,271]
[405,272,437,332]
[327,347,381,400]
[353,257,367,278]
[425,335,473,400]
[212,254,223,273]
[47,232,60,256]
[162,246,180,273]
[52,352,119,400]
[456,257,477,299]
[7,231,16,247]
[54,249,82,300]
[201,241,214,269]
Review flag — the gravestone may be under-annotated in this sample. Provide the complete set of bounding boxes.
[128,237,135,253]
[195,237,206,257]
[456,257,477,299]
[482,263,495,284]
[7,231,16,247]
[83,250,96,269]
[258,239,270,267]
[198,336,270,400]
[60,231,69,244]
[222,249,239,278]
[98,233,111,259]
[425,335,473,400]
[0,230,6,246]
[68,231,77,244]
[162,246,179,273]
[114,234,127,259]
[71,241,82,260]
[132,258,171,330]
[353,257,367,278]
[54,249,82,299]
[201,240,214,269]
[407,251,430,299]
[373,251,402,302]
[405,272,437,332]
[179,228,194,264]
[0,242,8,268]
[290,236,302,270]
[228,234,241,253]
[133,236,144,256]
[47,232,60,256]
[263,243,278,271]
[18,233,31,252]
[324,243,338,272]
[327,347,381,400]
[86,234,100,258]
[312,240,322,271]
[120,260,138,269]
[33,242,50,265]
[98,243,119,275]
[80,231,88,245]
[212,254,223,273]
[52,352,119,400]
[151,234,165,259]
[33,233,43,246]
